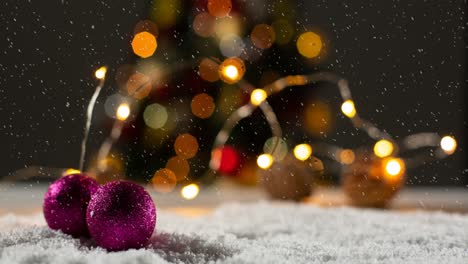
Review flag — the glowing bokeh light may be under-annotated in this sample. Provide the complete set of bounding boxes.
[293,144,313,161]
[181,184,200,200]
[218,57,245,84]
[251,24,276,49]
[126,72,152,100]
[214,16,242,40]
[193,12,215,37]
[95,66,107,80]
[116,103,131,121]
[373,139,394,158]
[174,133,199,159]
[440,136,457,155]
[263,137,288,161]
[207,0,232,18]
[257,154,274,169]
[250,89,267,106]
[338,149,355,165]
[150,0,181,28]
[191,93,216,119]
[383,158,405,182]
[210,146,240,175]
[151,168,177,193]
[166,156,190,181]
[296,31,322,59]
[341,100,356,118]
[272,19,294,45]
[143,103,168,129]
[131,31,157,58]
[198,58,220,82]
[304,100,332,136]
[220,34,245,57]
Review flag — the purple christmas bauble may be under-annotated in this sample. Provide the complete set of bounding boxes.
[43,174,99,237]
[86,181,156,251]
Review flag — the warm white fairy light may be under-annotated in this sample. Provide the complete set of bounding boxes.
[341,100,356,118]
[440,136,457,155]
[223,65,239,80]
[95,66,107,80]
[250,89,268,106]
[257,154,274,169]
[181,183,200,200]
[293,144,312,161]
[384,158,405,180]
[373,139,394,158]
[116,103,131,121]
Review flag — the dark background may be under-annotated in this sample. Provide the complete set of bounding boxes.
[0,0,465,185]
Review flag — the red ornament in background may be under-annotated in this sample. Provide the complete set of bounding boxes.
[210,146,241,176]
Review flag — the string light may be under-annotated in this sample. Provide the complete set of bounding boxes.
[250,89,268,106]
[341,100,356,118]
[373,139,394,158]
[116,103,131,121]
[95,66,107,80]
[338,149,355,165]
[293,144,312,161]
[440,136,457,155]
[218,57,245,84]
[181,183,200,200]
[257,154,274,169]
[383,158,405,180]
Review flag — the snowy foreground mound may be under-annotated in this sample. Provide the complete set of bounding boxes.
[1,202,468,264]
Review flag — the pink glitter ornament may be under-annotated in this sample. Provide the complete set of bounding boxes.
[86,181,156,251]
[43,174,99,237]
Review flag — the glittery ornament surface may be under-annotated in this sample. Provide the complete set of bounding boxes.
[86,181,156,251]
[43,174,99,237]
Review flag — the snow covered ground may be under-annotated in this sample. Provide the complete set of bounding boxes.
[1,202,468,264]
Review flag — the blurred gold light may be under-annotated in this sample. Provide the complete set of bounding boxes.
[166,156,190,181]
[95,66,107,80]
[251,24,276,49]
[219,57,245,84]
[131,31,157,58]
[341,100,356,118]
[174,133,199,159]
[338,149,355,165]
[116,103,131,121]
[181,183,200,200]
[151,168,177,193]
[126,72,152,100]
[198,58,220,82]
[150,0,181,29]
[293,144,312,161]
[440,136,457,155]
[304,100,332,136]
[250,89,267,106]
[64,168,81,175]
[191,93,216,119]
[193,12,215,38]
[207,0,232,18]
[373,139,394,158]
[296,31,322,59]
[257,154,274,169]
[143,103,168,129]
[383,158,405,181]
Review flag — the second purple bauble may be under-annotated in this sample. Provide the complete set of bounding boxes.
[86,181,156,251]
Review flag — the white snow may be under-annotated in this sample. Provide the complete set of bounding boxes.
[1,202,468,264]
